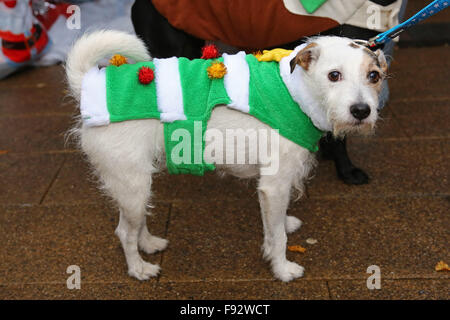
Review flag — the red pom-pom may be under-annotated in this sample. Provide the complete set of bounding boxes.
[138,66,154,85]
[201,44,220,59]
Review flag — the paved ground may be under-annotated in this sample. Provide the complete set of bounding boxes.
[0,42,449,299]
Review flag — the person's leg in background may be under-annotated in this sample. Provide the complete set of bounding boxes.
[131,0,203,59]
[378,0,408,109]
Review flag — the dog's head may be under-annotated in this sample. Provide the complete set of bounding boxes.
[289,36,388,137]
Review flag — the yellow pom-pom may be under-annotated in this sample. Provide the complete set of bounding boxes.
[109,54,128,66]
[207,61,227,79]
[256,48,293,62]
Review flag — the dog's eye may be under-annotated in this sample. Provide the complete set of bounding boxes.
[368,71,380,83]
[328,71,342,82]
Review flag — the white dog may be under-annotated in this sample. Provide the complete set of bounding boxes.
[66,30,387,282]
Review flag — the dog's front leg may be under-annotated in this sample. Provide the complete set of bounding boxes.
[258,174,304,282]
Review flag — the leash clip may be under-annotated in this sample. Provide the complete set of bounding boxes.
[366,0,449,48]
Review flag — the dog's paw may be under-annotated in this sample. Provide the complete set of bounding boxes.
[285,216,302,234]
[128,260,160,280]
[139,235,168,254]
[339,167,369,185]
[273,261,305,282]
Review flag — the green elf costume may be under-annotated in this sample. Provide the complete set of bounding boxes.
[80,44,328,176]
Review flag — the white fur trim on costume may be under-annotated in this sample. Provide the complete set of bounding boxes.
[153,57,187,122]
[280,45,332,132]
[223,51,250,114]
[80,67,110,127]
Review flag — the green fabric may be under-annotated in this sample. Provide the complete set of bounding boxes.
[106,61,160,122]
[300,0,328,14]
[245,55,323,152]
[164,120,216,175]
[104,55,323,176]
[164,57,231,175]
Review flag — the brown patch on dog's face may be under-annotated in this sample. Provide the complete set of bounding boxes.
[374,49,388,74]
[363,47,378,62]
[290,42,319,73]
[361,47,388,73]
[360,49,387,93]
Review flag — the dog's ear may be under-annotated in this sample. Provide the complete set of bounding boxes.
[374,49,388,74]
[290,42,320,73]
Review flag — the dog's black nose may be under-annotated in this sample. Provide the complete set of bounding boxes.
[350,103,371,120]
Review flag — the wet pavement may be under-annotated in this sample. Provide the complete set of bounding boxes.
[0,43,449,299]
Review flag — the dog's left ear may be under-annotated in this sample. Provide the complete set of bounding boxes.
[290,42,320,73]
[374,49,388,74]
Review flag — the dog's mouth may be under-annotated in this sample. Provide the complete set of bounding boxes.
[332,120,375,137]
[354,119,367,126]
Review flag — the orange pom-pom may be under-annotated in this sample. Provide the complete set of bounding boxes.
[201,44,220,59]
[138,66,154,84]
[109,54,128,66]
[252,50,263,60]
[207,61,227,79]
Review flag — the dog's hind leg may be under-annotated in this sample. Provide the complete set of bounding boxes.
[113,172,160,280]
[112,171,161,280]
[80,120,165,280]
[138,218,168,254]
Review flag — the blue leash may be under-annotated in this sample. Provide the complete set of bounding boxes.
[368,0,449,47]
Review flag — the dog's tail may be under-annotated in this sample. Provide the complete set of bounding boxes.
[66,30,150,101]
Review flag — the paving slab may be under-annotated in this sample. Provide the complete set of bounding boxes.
[160,197,449,282]
[160,200,271,282]
[389,63,450,102]
[308,139,448,199]
[0,65,65,90]
[0,203,170,285]
[329,279,450,300]
[392,46,450,68]
[391,99,450,139]
[0,86,74,117]
[286,197,449,280]
[0,153,65,205]
[43,153,106,205]
[0,115,72,153]
[0,280,329,300]
[366,105,408,140]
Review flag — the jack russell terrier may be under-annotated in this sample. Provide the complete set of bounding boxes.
[66,30,387,282]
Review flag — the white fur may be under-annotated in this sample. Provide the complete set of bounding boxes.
[66,31,385,282]
[153,57,187,122]
[280,44,332,132]
[66,30,150,99]
[294,36,383,137]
